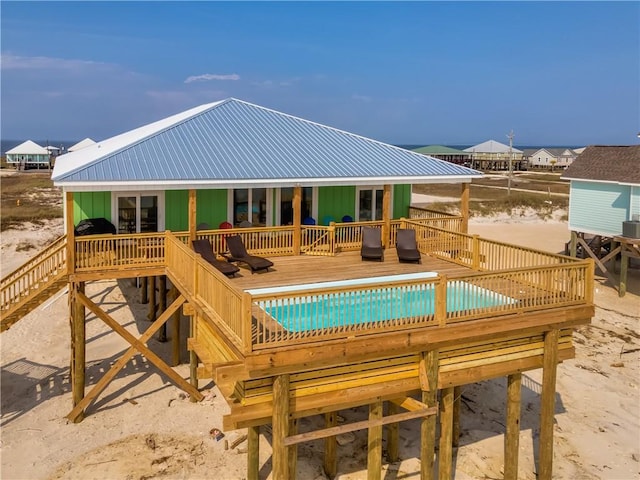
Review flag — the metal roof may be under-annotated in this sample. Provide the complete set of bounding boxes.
[412,145,470,155]
[52,98,482,190]
[6,140,49,155]
[464,140,523,154]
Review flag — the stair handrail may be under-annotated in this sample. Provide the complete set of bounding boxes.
[1,235,67,288]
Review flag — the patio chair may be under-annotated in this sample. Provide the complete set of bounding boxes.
[396,228,421,263]
[361,226,384,261]
[192,239,240,277]
[225,235,274,273]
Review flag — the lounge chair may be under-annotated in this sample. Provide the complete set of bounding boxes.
[396,228,421,263]
[225,235,274,273]
[361,226,384,261]
[192,239,240,277]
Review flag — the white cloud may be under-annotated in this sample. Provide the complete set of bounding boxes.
[184,73,240,84]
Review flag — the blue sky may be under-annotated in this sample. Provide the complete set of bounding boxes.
[1,1,638,146]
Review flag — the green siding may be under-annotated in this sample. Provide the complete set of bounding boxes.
[569,181,631,235]
[318,186,355,224]
[197,190,228,228]
[73,192,111,225]
[166,189,228,231]
[393,184,411,218]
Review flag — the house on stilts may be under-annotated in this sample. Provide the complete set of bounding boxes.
[1,98,594,479]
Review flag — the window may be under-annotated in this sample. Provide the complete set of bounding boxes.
[357,187,385,221]
[278,187,314,225]
[113,192,163,233]
[231,188,269,226]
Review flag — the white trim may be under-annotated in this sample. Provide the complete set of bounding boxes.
[55,175,479,192]
[564,177,640,187]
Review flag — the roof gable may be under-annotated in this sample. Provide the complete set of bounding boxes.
[561,145,640,184]
[68,138,97,152]
[463,140,523,154]
[52,98,481,188]
[6,140,49,155]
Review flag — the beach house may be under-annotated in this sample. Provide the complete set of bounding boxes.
[5,140,51,170]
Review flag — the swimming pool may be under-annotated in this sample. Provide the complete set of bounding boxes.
[248,273,514,333]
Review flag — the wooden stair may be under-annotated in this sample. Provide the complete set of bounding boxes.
[1,237,68,332]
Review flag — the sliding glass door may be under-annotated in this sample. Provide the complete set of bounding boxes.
[115,193,163,233]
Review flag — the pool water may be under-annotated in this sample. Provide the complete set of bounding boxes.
[256,280,513,333]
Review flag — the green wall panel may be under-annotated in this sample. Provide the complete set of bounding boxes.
[73,192,111,225]
[318,186,355,224]
[197,189,228,228]
[393,184,411,218]
[165,190,189,231]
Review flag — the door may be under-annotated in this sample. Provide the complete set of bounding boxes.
[115,193,163,233]
[357,187,384,221]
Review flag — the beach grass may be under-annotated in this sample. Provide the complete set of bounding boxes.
[1,173,63,231]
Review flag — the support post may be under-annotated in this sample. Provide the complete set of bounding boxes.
[619,249,629,297]
[70,281,85,422]
[452,386,462,447]
[504,373,522,480]
[569,231,578,257]
[324,412,338,478]
[438,387,454,480]
[65,191,75,274]
[147,275,156,321]
[460,183,470,234]
[293,185,302,256]
[171,287,181,366]
[368,398,383,480]
[539,329,559,480]
[272,374,290,479]
[247,425,260,480]
[382,184,392,249]
[387,401,399,463]
[289,417,298,478]
[420,350,439,480]
[140,276,148,304]
[189,314,198,402]
[188,189,197,246]
[158,275,167,342]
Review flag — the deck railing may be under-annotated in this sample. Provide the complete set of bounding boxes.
[74,232,166,272]
[1,236,67,312]
[195,226,296,257]
[246,260,592,351]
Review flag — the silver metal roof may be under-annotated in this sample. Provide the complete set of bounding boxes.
[53,98,481,189]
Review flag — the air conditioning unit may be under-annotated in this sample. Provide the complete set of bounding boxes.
[622,221,640,239]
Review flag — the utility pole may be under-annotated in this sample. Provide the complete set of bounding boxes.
[507,130,514,195]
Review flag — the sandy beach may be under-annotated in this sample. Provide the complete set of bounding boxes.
[1,216,639,479]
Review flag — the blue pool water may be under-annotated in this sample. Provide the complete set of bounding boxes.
[253,277,513,333]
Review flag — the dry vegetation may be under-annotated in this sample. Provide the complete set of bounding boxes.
[0,172,63,231]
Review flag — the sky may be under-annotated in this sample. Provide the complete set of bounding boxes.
[1,1,639,147]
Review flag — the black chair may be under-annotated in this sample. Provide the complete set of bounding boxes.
[396,228,421,263]
[192,239,240,277]
[361,226,384,261]
[225,235,274,273]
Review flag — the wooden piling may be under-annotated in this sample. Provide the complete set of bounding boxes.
[504,373,522,480]
[438,387,454,480]
[324,412,338,478]
[70,281,85,422]
[147,275,156,321]
[171,287,181,366]
[157,275,167,342]
[421,350,439,480]
[539,329,559,480]
[247,425,260,480]
[387,401,400,463]
[140,276,148,304]
[189,314,198,402]
[272,374,290,479]
[289,417,298,478]
[452,386,462,448]
[368,398,383,480]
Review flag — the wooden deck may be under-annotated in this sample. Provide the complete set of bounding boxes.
[225,249,469,291]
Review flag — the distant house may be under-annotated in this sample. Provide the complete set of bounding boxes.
[5,140,51,170]
[68,138,96,152]
[463,140,524,171]
[412,145,471,165]
[527,148,578,170]
[561,145,640,237]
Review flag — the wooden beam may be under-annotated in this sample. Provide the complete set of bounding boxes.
[390,396,431,412]
[368,399,383,480]
[460,183,470,234]
[171,287,181,366]
[387,401,399,463]
[284,406,438,446]
[452,385,462,447]
[438,387,454,480]
[188,189,197,245]
[289,417,298,478]
[65,191,75,274]
[158,275,167,342]
[272,374,290,479]
[247,425,260,480]
[504,372,522,480]
[324,412,337,478]
[70,281,85,422]
[382,185,392,249]
[66,294,198,422]
[538,329,559,480]
[293,186,302,256]
[421,350,438,480]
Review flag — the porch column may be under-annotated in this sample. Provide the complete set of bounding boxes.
[439,387,454,480]
[293,186,302,255]
[539,329,559,480]
[65,191,75,274]
[460,183,470,234]
[382,184,392,249]
[188,189,197,245]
